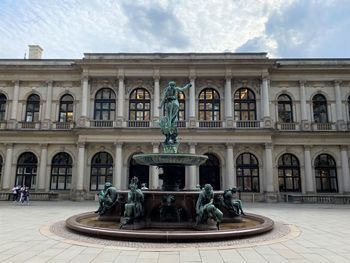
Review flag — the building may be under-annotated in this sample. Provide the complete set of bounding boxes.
[0,46,349,201]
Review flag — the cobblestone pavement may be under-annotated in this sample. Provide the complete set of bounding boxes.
[1,201,350,262]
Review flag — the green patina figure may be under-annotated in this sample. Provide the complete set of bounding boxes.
[195,184,223,226]
[95,182,119,216]
[222,187,245,216]
[121,177,144,226]
[158,81,192,153]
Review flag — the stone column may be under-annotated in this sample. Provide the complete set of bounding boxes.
[300,81,310,130]
[189,76,196,127]
[261,76,272,128]
[117,70,125,127]
[304,145,314,193]
[187,143,197,189]
[224,76,233,128]
[78,76,89,127]
[225,144,235,188]
[76,142,85,191]
[335,81,346,130]
[2,144,13,190]
[341,146,350,193]
[150,142,160,189]
[153,75,160,122]
[38,144,48,190]
[42,81,53,129]
[114,142,123,189]
[264,143,274,193]
[8,81,19,128]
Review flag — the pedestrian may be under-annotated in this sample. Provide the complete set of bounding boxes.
[12,185,19,202]
[21,187,30,205]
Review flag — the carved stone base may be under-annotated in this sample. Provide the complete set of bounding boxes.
[225,117,234,128]
[6,120,17,129]
[301,120,311,131]
[116,117,124,127]
[76,117,88,128]
[41,120,51,130]
[263,117,273,128]
[337,120,346,131]
[188,117,196,128]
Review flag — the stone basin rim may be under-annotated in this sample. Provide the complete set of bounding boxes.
[65,212,274,242]
[132,153,209,166]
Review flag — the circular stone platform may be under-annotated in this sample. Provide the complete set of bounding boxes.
[65,212,274,242]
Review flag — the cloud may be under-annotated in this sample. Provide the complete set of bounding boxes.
[1,0,349,58]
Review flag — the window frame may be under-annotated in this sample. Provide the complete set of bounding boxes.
[312,94,328,123]
[129,88,151,121]
[234,88,256,121]
[315,154,338,193]
[90,152,113,191]
[198,88,221,121]
[50,152,73,190]
[0,94,6,121]
[94,88,116,121]
[277,94,293,123]
[58,94,74,122]
[278,153,301,192]
[236,152,259,192]
[25,94,40,122]
[15,152,38,190]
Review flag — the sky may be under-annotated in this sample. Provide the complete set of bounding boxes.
[0,0,349,59]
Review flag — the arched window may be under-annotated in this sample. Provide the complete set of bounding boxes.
[94,88,116,120]
[129,88,151,121]
[234,88,256,120]
[278,154,301,192]
[236,153,259,192]
[278,94,293,123]
[25,94,40,122]
[313,94,328,123]
[199,153,220,190]
[58,94,74,122]
[129,153,149,188]
[16,152,37,189]
[50,152,72,190]
[0,94,6,121]
[315,154,338,192]
[90,152,113,191]
[198,88,220,121]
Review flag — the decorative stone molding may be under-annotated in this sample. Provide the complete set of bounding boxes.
[125,78,154,94]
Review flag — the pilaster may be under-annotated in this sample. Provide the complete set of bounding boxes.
[188,70,196,128]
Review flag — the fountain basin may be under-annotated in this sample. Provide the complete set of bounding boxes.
[66,212,274,242]
[133,153,208,166]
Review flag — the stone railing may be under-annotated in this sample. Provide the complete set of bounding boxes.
[91,120,114,128]
[127,120,150,128]
[276,122,298,131]
[283,194,350,204]
[53,122,74,130]
[236,120,260,128]
[176,120,186,128]
[0,121,6,129]
[19,121,40,129]
[198,120,222,128]
[312,122,334,131]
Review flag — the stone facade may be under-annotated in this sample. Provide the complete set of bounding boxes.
[0,53,349,201]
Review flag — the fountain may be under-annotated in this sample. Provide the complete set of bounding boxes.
[66,81,274,242]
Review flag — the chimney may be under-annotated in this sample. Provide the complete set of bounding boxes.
[28,45,43,59]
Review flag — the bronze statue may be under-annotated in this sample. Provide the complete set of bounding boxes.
[158,81,192,152]
[159,194,180,222]
[222,187,245,216]
[121,177,144,226]
[195,184,223,226]
[95,182,118,216]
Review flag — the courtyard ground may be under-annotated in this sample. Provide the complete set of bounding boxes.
[0,201,350,262]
